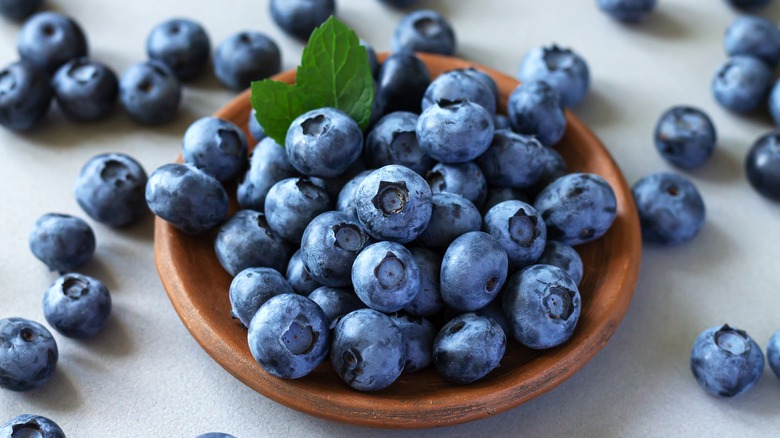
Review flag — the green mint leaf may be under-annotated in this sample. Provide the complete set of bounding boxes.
[297,16,375,131]
[249,79,305,146]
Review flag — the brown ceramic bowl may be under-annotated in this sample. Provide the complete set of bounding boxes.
[154,53,641,429]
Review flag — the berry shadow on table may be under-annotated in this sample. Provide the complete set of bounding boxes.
[19,367,83,413]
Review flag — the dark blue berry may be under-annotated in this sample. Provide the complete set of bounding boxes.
[52,58,118,122]
[146,18,210,81]
[214,31,281,91]
[17,12,88,74]
[29,213,95,272]
[43,273,111,339]
[0,318,58,392]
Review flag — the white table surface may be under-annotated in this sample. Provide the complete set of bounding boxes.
[2,0,780,436]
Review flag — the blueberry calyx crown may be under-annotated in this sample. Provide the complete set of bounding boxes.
[542,45,574,71]
[714,324,750,356]
[68,61,98,83]
[374,252,406,289]
[100,160,132,186]
[332,224,366,252]
[12,422,43,435]
[544,286,575,321]
[413,17,442,38]
[508,208,539,246]
[426,170,446,192]
[296,178,324,200]
[302,114,330,137]
[62,275,89,299]
[372,181,410,216]
[281,321,318,355]
[216,129,243,156]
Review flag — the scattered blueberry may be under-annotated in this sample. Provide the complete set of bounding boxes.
[476,130,547,190]
[724,16,780,68]
[712,56,772,113]
[0,0,43,21]
[229,267,293,328]
[146,18,210,81]
[366,111,435,175]
[377,52,431,114]
[746,132,780,201]
[0,60,53,131]
[351,241,420,313]
[417,99,495,163]
[237,137,299,211]
[389,313,436,373]
[418,192,482,248]
[119,61,182,125]
[269,0,335,40]
[0,415,64,438]
[690,324,764,397]
[76,153,147,227]
[52,58,119,122]
[632,172,706,245]
[518,44,590,108]
[265,178,332,244]
[537,241,583,285]
[507,81,566,146]
[29,213,95,272]
[426,161,488,208]
[43,273,111,339]
[214,210,293,276]
[247,108,266,142]
[17,12,88,74]
[286,107,364,178]
[654,106,716,169]
[433,313,506,384]
[214,31,281,91]
[182,117,248,182]
[484,200,547,271]
[392,9,456,56]
[768,330,780,379]
[286,249,322,295]
[403,246,444,317]
[307,286,365,329]
[300,211,370,287]
[597,0,657,22]
[0,318,58,392]
[422,70,496,115]
[441,231,508,312]
[337,170,373,218]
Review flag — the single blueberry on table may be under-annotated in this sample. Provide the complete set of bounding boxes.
[119,61,182,125]
[52,58,119,122]
[214,31,281,91]
[418,192,482,249]
[17,12,88,74]
[307,286,366,329]
[265,178,332,244]
[0,318,58,392]
[482,187,530,215]
[237,137,299,211]
[476,129,547,190]
[654,106,717,169]
[712,56,772,114]
[724,16,780,68]
[29,213,95,272]
[366,111,435,175]
[330,309,406,391]
[503,264,581,349]
[484,200,547,271]
[537,240,584,286]
[0,414,64,438]
[690,324,764,397]
[337,170,374,218]
[724,0,771,10]
[745,132,780,201]
[286,107,364,178]
[389,313,436,373]
[518,45,590,108]
[392,9,456,56]
[182,117,248,182]
[426,161,488,208]
[248,294,330,379]
[145,163,228,235]
[351,241,420,313]
[377,52,431,114]
[768,330,780,380]
[416,99,495,164]
[507,80,566,146]
[597,0,657,22]
[43,273,111,339]
[269,0,335,40]
[214,210,293,276]
[247,108,266,142]
[441,231,508,312]
[286,250,322,295]
[230,267,293,328]
[146,18,210,81]
[403,246,444,317]
[0,0,43,21]
[300,211,371,287]
[422,70,496,115]
[0,61,52,131]
[632,172,705,245]
[433,313,506,384]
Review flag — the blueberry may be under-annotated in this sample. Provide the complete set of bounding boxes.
[17,12,88,74]
[724,16,780,68]
[433,313,506,384]
[43,273,111,339]
[484,200,547,271]
[403,247,444,316]
[418,193,482,248]
[119,61,181,125]
[0,61,52,131]
[360,39,379,78]
[366,111,435,175]
[537,241,583,285]
[300,211,371,287]
[518,45,590,108]
[482,186,529,215]
[472,300,512,335]
[0,0,43,21]
[475,130,547,190]
[746,132,780,201]
[214,31,281,91]
[441,231,508,312]
[528,146,568,196]
[0,318,57,392]
[426,161,488,209]
[330,309,405,391]
[351,241,420,312]
[75,153,147,227]
[422,70,496,115]
[378,0,417,7]
[145,163,228,235]
[286,107,363,178]
[214,210,293,276]
[392,10,456,56]
[237,137,299,211]
[377,52,431,114]
[724,0,771,10]
[597,0,657,22]
[247,108,266,142]
[286,250,322,295]
[308,286,366,329]
[389,313,436,373]
[229,267,293,328]
[494,114,511,130]
[269,0,335,40]
[632,172,705,245]
[29,213,95,272]
[507,81,566,146]
[52,58,118,122]
[690,324,764,397]
[196,434,236,438]
[146,18,210,81]
[768,330,780,380]
[248,294,330,379]
[417,100,495,164]
[534,173,617,246]
[0,415,64,438]
[265,178,332,244]
[182,117,248,182]
[503,264,581,349]
[654,106,716,169]
[458,67,499,103]
[712,56,772,114]
[355,165,433,243]
[337,170,374,218]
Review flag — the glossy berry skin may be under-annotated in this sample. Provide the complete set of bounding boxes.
[0,0,43,21]
[366,111,434,175]
[632,172,705,245]
[76,153,147,227]
[119,61,181,125]
[712,56,772,113]
[43,273,111,339]
[690,325,764,397]
[214,210,293,276]
[537,241,583,285]
[476,130,547,190]
[0,318,58,392]
[418,193,482,249]
[534,173,617,246]
[248,294,330,379]
[392,9,456,56]
[503,264,581,349]
[247,108,266,142]
[403,247,444,316]
[286,250,322,295]
[768,330,780,379]
[518,45,590,108]
[426,162,488,208]
[746,132,780,201]
[214,31,281,91]
[484,200,547,271]
[355,165,433,243]
[269,0,334,40]
[724,0,771,10]
[433,313,506,384]
[459,67,499,102]
[377,52,431,114]
[182,117,248,182]
[529,147,568,196]
[330,309,405,391]
[237,137,299,211]
[597,0,657,22]
[286,107,363,178]
[724,16,780,68]
[52,58,118,122]
[654,106,716,169]
[441,231,508,312]
[145,163,228,235]
[229,267,293,328]
[265,178,332,244]
[337,170,373,218]
[0,415,64,438]
[29,213,95,272]
[18,12,88,74]
[308,287,365,329]
[351,241,420,313]
[507,81,566,146]
[301,211,371,287]
[483,187,529,215]
[0,61,52,131]
[390,313,436,373]
[146,18,210,81]
[417,100,495,163]
[770,82,780,128]
[422,70,496,115]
